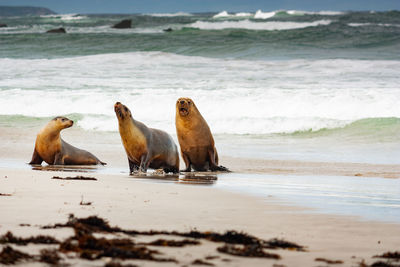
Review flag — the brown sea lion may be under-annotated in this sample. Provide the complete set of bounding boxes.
[175,97,229,172]
[29,116,106,165]
[114,102,179,174]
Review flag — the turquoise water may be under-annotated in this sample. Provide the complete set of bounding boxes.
[1,11,400,59]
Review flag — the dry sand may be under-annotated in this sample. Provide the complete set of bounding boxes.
[0,125,399,266]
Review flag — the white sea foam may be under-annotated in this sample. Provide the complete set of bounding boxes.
[235,12,253,17]
[40,13,88,21]
[305,10,345,15]
[0,24,165,34]
[214,10,345,20]
[254,10,276,19]
[213,11,230,18]
[0,53,399,134]
[213,11,253,18]
[348,23,400,27]
[189,19,331,31]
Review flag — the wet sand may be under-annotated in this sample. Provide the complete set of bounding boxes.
[0,125,400,266]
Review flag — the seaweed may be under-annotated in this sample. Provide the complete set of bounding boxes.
[52,176,97,181]
[359,260,400,267]
[192,259,215,266]
[45,215,306,251]
[265,238,306,251]
[315,257,344,264]
[374,252,400,260]
[39,249,62,265]
[0,246,33,265]
[58,220,176,262]
[178,230,263,245]
[177,231,305,251]
[0,231,59,245]
[104,262,138,267]
[217,244,281,259]
[80,196,92,206]
[0,193,12,196]
[205,255,219,260]
[6,214,307,264]
[370,262,400,267]
[43,214,116,233]
[143,238,200,247]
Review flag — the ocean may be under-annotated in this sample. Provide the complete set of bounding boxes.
[1,10,399,221]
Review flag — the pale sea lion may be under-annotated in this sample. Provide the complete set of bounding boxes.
[175,97,229,172]
[114,102,179,174]
[29,116,106,165]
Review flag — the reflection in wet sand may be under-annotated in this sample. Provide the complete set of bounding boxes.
[30,164,218,185]
[130,172,218,185]
[31,164,99,173]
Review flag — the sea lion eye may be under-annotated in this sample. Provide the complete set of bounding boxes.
[61,118,65,122]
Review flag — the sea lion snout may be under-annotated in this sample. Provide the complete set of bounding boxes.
[177,98,192,117]
[114,102,131,120]
[53,116,73,129]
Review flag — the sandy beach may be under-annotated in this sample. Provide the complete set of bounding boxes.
[1,125,399,266]
[2,6,400,266]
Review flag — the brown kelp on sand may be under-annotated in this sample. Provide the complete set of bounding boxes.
[0,214,307,265]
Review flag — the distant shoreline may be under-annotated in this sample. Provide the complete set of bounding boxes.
[0,6,56,17]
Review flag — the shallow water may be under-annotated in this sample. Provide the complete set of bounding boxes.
[216,173,400,223]
[1,159,398,223]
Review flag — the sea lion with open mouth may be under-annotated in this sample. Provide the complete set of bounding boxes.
[175,97,229,172]
[114,102,179,174]
[29,116,106,165]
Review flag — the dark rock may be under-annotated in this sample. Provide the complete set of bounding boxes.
[163,27,173,32]
[112,19,132,29]
[46,27,66,33]
[0,24,7,28]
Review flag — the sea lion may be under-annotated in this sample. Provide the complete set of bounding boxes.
[175,97,229,172]
[114,102,179,174]
[29,116,106,165]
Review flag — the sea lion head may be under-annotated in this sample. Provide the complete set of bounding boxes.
[52,116,73,130]
[176,97,196,117]
[114,102,132,121]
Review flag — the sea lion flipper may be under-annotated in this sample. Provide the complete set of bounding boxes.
[128,158,139,174]
[139,154,150,173]
[53,152,64,165]
[181,152,192,172]
[211,165,231,172]
[29,148,43,165]
[208,147,230,172]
